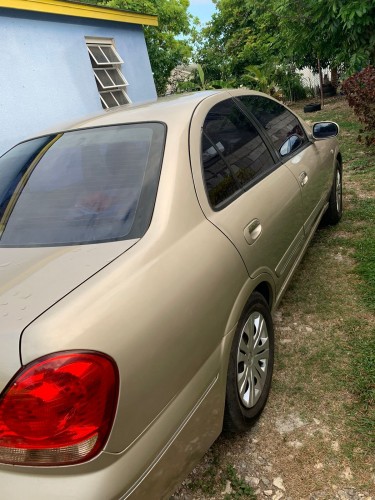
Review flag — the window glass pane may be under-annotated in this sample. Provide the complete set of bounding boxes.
[107,69,127,87]
[88,45,107,65]
[238,96,307,154]
[202,132,240,207]
[94,69,116,89]
[202,99,274,206]
[112,91,129,106]
[100,92,118,108]
[0,124,166,246]
[101,45,122,64]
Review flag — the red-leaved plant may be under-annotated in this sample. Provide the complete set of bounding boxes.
[342,66,375,146]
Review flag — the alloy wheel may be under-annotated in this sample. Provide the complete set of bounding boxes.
[236,311,270,408]
[336,169,342,214]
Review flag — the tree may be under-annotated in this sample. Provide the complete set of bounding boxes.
[142,0,192,95]
[310,0,375,70]
[267,0,375,71]
[84,0,194,94]
[196,0,375,92]
[195,0,266,85]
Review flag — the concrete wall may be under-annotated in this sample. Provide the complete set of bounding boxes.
[0,8,157,155]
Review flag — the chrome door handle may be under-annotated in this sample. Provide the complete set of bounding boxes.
[244,219,262,245]
[299,171,308,187]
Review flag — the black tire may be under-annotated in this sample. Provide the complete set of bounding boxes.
[323,90,336,98]
[223,292,274,434]
[322,84,336,98]
[304,103,321,113]
[322,161,343,225]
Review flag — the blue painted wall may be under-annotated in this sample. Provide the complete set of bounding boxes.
[0,8,157,155]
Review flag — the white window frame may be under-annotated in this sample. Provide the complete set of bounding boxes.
[94,68,129,90]
[86,37,131,110]
[100,90,131,109]
[87,43,123,66]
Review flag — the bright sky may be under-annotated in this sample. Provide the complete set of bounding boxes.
[188,0,216,24]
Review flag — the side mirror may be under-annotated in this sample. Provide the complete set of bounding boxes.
[313,121,339,139]
[280,134,303,156]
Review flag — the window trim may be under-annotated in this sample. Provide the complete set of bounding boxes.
[209,160,282,212]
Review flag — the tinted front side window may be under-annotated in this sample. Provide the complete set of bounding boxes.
[0,123,165,246]
[202,99,274,207]
[238,96,307,156]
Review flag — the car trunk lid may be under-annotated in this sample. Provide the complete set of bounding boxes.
[0,240,137,393]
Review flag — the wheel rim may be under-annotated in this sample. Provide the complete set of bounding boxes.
[236,311,270,408]
[336,169,342,214]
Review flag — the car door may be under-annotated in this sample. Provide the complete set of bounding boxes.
[190,94,305,289]
[236,94,333,236]
[284,144,333,235]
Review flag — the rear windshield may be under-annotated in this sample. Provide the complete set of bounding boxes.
[0,123,165,247]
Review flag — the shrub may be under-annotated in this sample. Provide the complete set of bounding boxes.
[273,67,307,102]
[342,66,375,146]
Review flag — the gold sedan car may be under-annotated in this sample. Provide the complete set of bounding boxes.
[0,90,341,499]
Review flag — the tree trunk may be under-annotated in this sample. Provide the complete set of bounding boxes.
[318,58,324,108]
[331,67,338,89]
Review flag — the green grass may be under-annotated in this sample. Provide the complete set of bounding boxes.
[296,98,375,451]
[346,196,375,446]
[223,465,257,499]
[352,201,375,311]
[187,451,257,498]
[187,449,221,495]
[343,317,375,449]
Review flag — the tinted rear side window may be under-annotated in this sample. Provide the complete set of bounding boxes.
[238,95,307,156]
[202,99,274,208]
[0,123,165,246]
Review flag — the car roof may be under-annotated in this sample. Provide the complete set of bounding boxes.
[47,90,226,134]
[28,89,277,140]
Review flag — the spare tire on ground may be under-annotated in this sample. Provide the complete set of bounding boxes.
[323,83,336,98]
[304,103,321,113]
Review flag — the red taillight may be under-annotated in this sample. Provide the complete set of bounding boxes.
[0,351,118,466]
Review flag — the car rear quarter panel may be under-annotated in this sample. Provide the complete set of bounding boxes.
[0,241,137,394]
